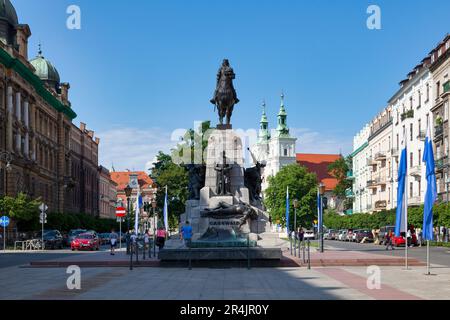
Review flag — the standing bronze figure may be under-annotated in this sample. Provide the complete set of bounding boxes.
[210,59,239,125]
[214,151,232,195]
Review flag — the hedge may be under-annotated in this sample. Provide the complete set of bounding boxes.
[324,203,450,230]
[45,212,119,233]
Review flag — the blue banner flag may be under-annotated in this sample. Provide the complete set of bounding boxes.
[395,129,408,237]
[134,190,142,234]
[285,186,290,236]
[422,124,437,241]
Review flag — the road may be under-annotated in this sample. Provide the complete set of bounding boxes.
[321,239,450,267]
[0,245,113,269]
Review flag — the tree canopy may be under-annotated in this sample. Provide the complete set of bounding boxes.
[264,164,318,230]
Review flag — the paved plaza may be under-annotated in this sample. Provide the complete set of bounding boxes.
[1,240,449,300]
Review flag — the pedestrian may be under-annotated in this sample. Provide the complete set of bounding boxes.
[156,226,167,250]
[443,226,447,243]
[144,229,150,256]
[385,230,394,250]
[417,228,422,247]
[406,228,412,247]
[181,221,193,248]
[299,227,304,243]
[110,229,118,255]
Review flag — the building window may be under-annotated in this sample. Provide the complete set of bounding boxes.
[437,81,440,97]
[426,83,430,102]
[410,182,413,198]
[418,149,421,164]
[410,152,413,168]
[410,123,413,141]
[418,90,421,107]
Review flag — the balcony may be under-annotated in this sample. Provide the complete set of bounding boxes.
[391,147,399,157]
[434,125,444,141]
[374,152,386,161]
[367,157,377,166]
[409,196,422,206]
[345,188,355,198]
[401,109,414,121]
[436,155,448,172]
[374,200,387,210]
[417,130,426,141]
[346,170,354,180]
[367,180,377,189]
[409,165,422,177]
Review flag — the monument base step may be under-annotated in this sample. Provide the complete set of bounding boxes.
[158,247,282,261]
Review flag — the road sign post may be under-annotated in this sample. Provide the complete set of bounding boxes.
[39,203,48,251]
[116,207,126,251]
[0,216,10,251]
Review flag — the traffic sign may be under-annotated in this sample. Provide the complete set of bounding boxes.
[116,207,126,217]
[0,216,10,228]
[39,203,48,212]
[39,212,47,224]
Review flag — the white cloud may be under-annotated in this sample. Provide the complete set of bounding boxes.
[97,127,179,172]
[97,126,353,172]
[291,128,353,155]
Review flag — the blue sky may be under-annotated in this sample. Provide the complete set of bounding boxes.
[13,0,450,170]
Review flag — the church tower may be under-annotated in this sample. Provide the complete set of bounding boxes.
[263,93,297,190]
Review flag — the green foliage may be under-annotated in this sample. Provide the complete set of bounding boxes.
[265,164,318,229]
[324,203,450,230]
[46,212,118,233]
[0,193,41,230]
[327,156,352,199]
[151,152,189,230]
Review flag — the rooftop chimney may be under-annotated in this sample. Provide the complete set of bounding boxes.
[60,82,70,105]
[80,122,86,131]
[15,24,31,60]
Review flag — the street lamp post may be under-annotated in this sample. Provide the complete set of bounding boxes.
[124,185,132,255]
[0,152,13,196]
[319,182,326,253]
[152,199,157,258]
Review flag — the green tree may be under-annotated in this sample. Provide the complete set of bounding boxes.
[265,164,318,229]
[328,156,352,197]
[151,152,189,230]
[0,193,41,230]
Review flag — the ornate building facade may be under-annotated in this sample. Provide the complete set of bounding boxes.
[0,0,100,215]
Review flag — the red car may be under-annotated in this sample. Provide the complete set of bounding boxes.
[71,233,100,251]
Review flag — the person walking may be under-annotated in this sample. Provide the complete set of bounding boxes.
[144,229,150,256]
[385,230,394,250]
[417,228,422,247]
[442,226,447,243]
[181,221,193,248]
[156,226,167,250]
[110,229,118,255]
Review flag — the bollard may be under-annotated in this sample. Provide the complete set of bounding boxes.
[307,239,311,270]
[129,241,133,270]
[290,235,293,256]
[302,241,306,264]
[247,234,251,270]
[294,236,297,257]
[135,242,139,264]
[143,240,146,260]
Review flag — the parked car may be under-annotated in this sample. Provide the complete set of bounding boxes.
[303,230,315,239]
[324,229,336,240]
[98,233,111,245]
[337,230,347,241]
[71,233,101,251]
[41,230,64,250]
[66,229,87,247]
[378,226,418,247]
[354,229,374,243]
[345,229,355,242]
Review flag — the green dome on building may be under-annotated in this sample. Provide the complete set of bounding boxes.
[0,0,18,45]
[29,47,61,90]
[0,0,18,26]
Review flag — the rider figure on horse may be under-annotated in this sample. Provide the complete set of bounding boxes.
[210,59,239,125]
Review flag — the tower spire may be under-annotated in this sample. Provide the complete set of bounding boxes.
[38,42,42,57]
[258,99,270,144]
[276,92,290,137]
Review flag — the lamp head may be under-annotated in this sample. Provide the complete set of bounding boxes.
[319,182,326,196]
[124,184,132,198]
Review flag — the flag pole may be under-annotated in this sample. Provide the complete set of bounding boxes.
[426,240,430,275]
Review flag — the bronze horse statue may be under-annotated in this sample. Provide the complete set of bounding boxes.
[210,59,239,125]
